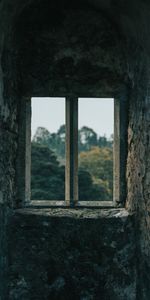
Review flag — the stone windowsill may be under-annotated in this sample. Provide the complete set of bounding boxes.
[13,205,130,220]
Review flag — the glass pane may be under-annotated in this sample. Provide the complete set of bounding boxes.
[31,97,65,200]
[78,98,114,201]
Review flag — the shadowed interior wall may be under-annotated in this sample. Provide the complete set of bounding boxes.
[126,53,150,299]
[8,209,136,300]
[0,0,150,299]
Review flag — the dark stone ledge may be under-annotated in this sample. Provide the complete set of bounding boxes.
[8,208,136,300]
[12,207,131,221]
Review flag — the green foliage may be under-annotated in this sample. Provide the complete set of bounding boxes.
[31,142,65,200]
[32,126,65,160]
[79,126,97,152]
[98,134,113,148]
[31,125,113,201]
[78,168,108,200]
[32,125,113,160]
[79,147,113,200]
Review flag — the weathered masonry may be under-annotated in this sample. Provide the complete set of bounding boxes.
[0,0,150,299]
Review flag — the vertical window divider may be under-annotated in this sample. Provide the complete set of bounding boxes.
[17,97,31,207]
[113,98,120,205]
[65,97,78,207]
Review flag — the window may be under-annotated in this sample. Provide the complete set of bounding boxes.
[31,98,66,202]
[78,98,114,203]
[30,97,118,208]
[17,96,126,208]
[64,97,115,207]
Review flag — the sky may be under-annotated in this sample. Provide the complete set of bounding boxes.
[31,97,114,138]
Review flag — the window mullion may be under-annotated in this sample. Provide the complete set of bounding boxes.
[113,98,120,205]
[65,97,78,207]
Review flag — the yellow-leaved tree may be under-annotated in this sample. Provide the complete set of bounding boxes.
[79,146,113,201]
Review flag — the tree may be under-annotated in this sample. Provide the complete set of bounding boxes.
[57,124,66,141]
[31,142,65,200]
[78,168,107,200]
[98,135,113,148]
[79,126,98,152]
[32,126,66,160]
[31,126,114,201]
[79,146,113,200]
[32,127,51,145]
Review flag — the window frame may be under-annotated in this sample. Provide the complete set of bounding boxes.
[17,96,127,208]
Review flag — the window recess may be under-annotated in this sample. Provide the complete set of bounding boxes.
[30,97,120,207]
[18,96,124,209]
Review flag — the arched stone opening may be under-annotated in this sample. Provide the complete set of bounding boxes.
[0,0,150,299]
[8,0,130,209]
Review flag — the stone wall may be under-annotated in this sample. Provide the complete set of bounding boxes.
[0,0,150,299]
[126,52,150,299]
[8,208,136,300]
[0,4,19,299]
[14,2,126,99]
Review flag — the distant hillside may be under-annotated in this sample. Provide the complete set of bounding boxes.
[32,125,113,161]
[31,125,113,201]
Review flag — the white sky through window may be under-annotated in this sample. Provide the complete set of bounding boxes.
[31,97,114,138]
[79,98,114,138]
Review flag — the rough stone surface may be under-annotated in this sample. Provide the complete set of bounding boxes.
[8,208,136,300]
[126,54,150,299]
[0,0,150,299]
[13,3,127,98]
